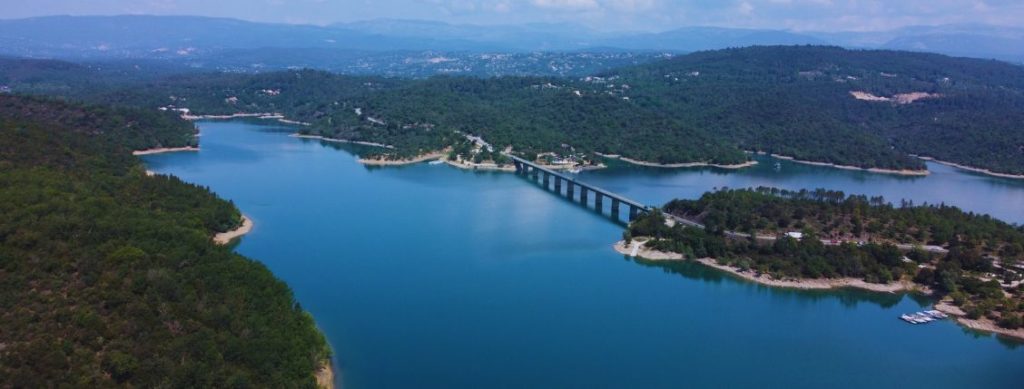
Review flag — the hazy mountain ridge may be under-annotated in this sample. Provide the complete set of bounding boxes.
[2,15,1022,65]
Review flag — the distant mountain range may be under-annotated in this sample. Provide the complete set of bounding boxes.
[0,15,1022,67]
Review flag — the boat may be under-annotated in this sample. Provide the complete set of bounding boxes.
[924,310,949,319]
[899,310,948,325]
[428,160,445,165]
[567,167,582,174]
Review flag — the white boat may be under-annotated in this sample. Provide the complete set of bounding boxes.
[567,167,582,174]
[428,160,445,165]
[924,310,948,319]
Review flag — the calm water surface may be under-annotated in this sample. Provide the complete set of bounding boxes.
[145,121,1024,388]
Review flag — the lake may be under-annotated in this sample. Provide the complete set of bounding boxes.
[143,121,1024,388]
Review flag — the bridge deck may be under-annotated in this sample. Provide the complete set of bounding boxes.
[508,155,650,211]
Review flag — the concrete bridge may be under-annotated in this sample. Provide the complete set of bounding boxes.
[509,155,651,222]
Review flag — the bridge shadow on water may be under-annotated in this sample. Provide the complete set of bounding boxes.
[513,172,632,228]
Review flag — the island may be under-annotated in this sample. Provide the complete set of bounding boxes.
[619,187,1024,339]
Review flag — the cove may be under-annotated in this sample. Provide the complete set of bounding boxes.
[143,121,1024,388]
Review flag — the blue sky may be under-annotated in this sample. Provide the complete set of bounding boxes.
[7,0,1023,32]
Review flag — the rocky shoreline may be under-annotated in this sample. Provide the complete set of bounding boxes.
[213,216,253,245]
[596,152,757,170]
[916,156,1024,180]
[291,133,395,149]
[766,153,930,176]
[132,146,199,156]
[613,238,1023,341]
[358,151,446,166]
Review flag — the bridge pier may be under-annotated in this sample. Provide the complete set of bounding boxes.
[509,155,649,224]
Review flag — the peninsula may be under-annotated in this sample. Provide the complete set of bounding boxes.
[620,187,1024,339]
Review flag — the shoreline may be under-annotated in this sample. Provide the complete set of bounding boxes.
[766,153,929,176]
[933,301,1024,341]
[613,239,684,260]
[132,146,199,156]
[597,152,757,169]
[692,257,927,293]
[916,156,1024,180]
[291,133,395,149]
[315,358,335,389]
[613,239,1024,341]
[443,158,517,172]
[213,215,253,245]
[358,151,446,166]
[182,112,311,126]
[614,239,925,294]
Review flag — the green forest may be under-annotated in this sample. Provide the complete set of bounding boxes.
[0,95,329,387]
[626,187,1024,330]
[5,46,1023,173]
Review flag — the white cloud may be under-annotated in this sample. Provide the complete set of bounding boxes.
[531,0,600,10]
[605,0,656,12]
[738,1,755,15]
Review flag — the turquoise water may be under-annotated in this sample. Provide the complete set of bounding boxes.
[145,121,1024,388]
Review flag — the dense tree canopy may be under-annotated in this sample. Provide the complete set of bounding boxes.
[8,46,1022,173]
[0,95,329,387]
[628,187,1024,330]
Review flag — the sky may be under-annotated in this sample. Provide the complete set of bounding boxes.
[6,0,1024,32]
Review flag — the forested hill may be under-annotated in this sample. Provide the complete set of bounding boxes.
[0,94,198,150]
[6,46,1024,174]
[607,46,1024,174]
[0,95,329,387]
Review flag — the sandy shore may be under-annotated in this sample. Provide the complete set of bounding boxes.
[183,112,311,126]
[613,239,684,260]
[213,216,253,245]
[768,153,929,176]
[916,156,1024,180]
[132,146,199,156]
[614,238,924,293]
[315,359,335,389]
[291,134,395,149]
[934,300,1024,341]
[275,118,311,126]
[443,158,517,172]
[694,258,927,293]
[597,152,757,169]
[359,151,446,166]
[184,112,269,120]
[615,239,1024,340]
